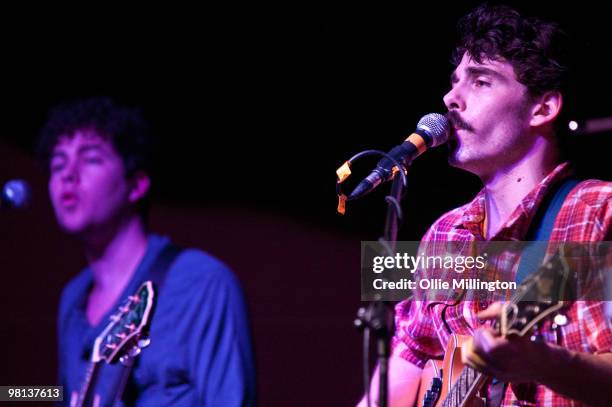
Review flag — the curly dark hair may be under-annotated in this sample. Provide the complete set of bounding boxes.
[37,97,153,177]
[453,4,568,97]
[37,97,154,218]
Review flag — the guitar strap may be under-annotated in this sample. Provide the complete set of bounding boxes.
[488,177,580,407]
[112,243,183,406]
[515,177,581,284]
[146,243,183,290]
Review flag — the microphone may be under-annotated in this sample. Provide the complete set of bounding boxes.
[348,113,450,200]
[1,179,31,211]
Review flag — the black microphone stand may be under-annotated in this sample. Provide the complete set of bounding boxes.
[346,154,407,407]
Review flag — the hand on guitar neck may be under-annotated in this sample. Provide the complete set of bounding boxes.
[412,302,611,407]
[461,302,551,383]
[462,302,612,407]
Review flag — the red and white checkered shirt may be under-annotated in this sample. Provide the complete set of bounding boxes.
[392,162,612,406]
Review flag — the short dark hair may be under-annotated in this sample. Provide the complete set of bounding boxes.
[453,4,568,97]
[37,97,154,218]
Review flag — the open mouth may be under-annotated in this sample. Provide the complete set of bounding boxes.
[60,192,79,208]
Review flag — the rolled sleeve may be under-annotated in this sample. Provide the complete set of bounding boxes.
[392,300,444,368]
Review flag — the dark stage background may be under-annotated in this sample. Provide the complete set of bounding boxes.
[1,1,611,405]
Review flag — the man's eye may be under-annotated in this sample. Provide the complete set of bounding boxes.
[50,161,65,172]
[84,156,103,164]
[474,79,490,87]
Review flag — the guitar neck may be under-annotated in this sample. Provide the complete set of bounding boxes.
[441,365,487,407]
[72,281,156,407]
[74,361,101,407]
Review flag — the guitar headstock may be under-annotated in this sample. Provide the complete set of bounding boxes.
[91,281,156,364]
[500,247,576,337]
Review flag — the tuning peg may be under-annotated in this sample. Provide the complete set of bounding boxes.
[114,332,127,340]
[530,325,545,343]
[530,332,545,342]
[129,346,142,358]
[553,314,569,327]
[138,337,151,348]
[525,305,540,315]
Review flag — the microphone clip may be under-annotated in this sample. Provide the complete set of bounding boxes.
[335,149,408,215]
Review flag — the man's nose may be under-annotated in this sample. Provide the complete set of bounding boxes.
[60,160,79,184]
[443,86,465,112]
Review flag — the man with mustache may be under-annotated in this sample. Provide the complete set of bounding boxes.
[39,97,255,406]
[358,4,611,407]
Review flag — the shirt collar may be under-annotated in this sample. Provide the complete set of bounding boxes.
[454,162,573,240]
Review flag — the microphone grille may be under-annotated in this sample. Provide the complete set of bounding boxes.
[417,113,450,147]
[2,179,31,209]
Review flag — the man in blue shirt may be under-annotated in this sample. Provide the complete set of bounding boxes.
[39,97,255,406]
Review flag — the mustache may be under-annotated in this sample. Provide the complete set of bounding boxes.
[446,111,474,132]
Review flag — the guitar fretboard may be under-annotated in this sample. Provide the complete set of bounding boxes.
[74,361,101,407]
[441,365,484,407]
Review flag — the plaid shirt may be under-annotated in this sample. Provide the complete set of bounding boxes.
[392,162,612,406]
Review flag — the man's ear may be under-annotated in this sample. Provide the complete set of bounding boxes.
[128,171,151,203]
[529,91,563,127]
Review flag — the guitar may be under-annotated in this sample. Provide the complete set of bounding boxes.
[416,249,575,407]
[72,281,156,407]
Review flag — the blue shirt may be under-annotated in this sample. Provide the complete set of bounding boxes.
[57,234,255,406]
